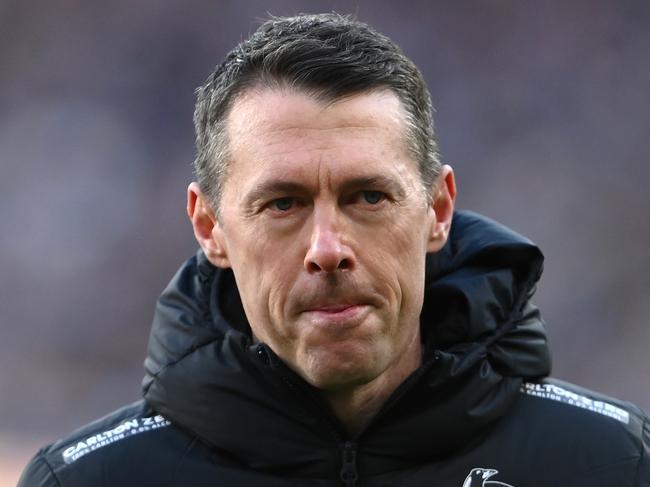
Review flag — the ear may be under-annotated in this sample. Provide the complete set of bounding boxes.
[427,165,456,253]
[187,182,231,268]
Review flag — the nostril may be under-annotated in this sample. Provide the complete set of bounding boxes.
[307,261,322,273]
[305,257,352,273]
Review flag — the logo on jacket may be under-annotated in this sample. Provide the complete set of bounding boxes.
[61,414,171,464]
[462,468,514,487]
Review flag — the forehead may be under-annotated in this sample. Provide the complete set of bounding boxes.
[227,86,408,138]
[223,88,415,185]
[227,87,411,154]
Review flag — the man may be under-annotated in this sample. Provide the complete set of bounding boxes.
[19,13,649,487]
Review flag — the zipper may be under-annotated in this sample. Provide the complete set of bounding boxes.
[339,441,358,487]
[258,345,360,485]
[256,343,348,440]
[255,343,440,485]
[271,353,360,485]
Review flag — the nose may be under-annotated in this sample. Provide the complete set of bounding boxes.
[304,211,355,274]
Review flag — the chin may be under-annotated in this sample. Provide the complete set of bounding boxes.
[301,352,381,391]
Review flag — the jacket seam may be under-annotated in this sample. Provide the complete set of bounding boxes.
[145,257,224,389]
[154,256,236,376]
[633,414,648,484]
[482,259,539,352]
[148,336,222,384]
[39,451,63,487]
[172,435,199,481]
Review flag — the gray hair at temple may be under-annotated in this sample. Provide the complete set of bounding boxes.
[193,13,441,210]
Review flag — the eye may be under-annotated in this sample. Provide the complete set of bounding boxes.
[360,190,386,204]
[268,197,295,212]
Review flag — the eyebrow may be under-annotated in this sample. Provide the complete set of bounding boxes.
[339,175,407,199]
[243,174,407,208]
[243,181,309,208]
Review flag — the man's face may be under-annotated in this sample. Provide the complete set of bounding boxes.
[196,88,452,390]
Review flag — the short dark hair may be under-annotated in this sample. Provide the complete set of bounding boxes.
[193,13,441,209]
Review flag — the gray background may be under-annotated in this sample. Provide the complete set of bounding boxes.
[1,1,648,482]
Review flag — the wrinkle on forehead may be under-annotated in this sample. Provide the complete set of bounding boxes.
[227,87,409,154]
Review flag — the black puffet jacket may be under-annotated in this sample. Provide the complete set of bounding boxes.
[19,211,650,486]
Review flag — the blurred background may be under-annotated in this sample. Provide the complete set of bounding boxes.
[1,0,648,483]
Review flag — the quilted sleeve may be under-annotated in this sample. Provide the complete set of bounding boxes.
[636,414,650,486]
[16,451,61,487]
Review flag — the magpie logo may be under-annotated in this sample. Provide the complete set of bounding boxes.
[462,468,515,487]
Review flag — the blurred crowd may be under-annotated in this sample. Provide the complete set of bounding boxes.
[1,1,648,483]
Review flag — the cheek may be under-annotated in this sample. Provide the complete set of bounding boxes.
[229,235,301,338]
[361,215,428,326]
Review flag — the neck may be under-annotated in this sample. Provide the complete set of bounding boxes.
[323,338,423,437]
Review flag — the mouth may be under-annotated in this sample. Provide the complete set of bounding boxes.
[302,304,369,327]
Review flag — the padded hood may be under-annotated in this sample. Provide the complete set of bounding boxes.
[142,210,550,478]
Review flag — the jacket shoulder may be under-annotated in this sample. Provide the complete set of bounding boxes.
[513,378,649,484]
[520,378,647,432]
[17,400,192,487]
